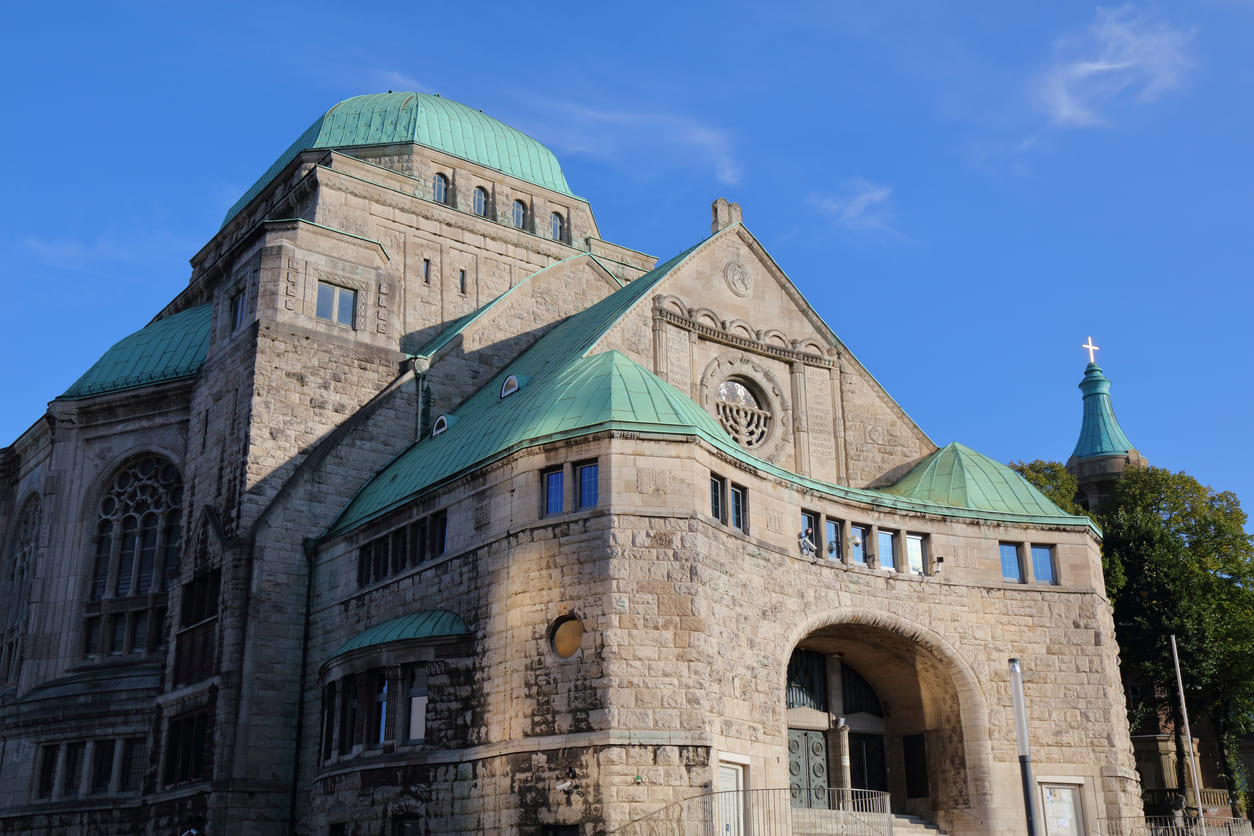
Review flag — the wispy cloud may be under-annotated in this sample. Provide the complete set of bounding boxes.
[1035,6,1194,127]
[812,179,898,235]
[373,70,433,94]
[520,98,742,185]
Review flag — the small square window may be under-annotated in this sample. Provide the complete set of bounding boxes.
[877,529,898,571]
[730,484,748,533]
[577,461,598,509]
[906,534,926,575]
[543,468,564,516]
[316,282,356,327]
[1001,543,1024,582]
[1032,545,1057,584]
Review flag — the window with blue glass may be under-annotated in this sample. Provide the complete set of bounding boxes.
[730,484,747,533]
[877,529,898,571]
[316,282,356,327]
[1000,543,1024,582]
[433,173,450,205]
[473,187,489,217]
[850,524,868,565]
[1032,545,1056,584]
[512,200,528,229]
[577,461,598,509]
[550,211,565,241]
[543,468,564,516]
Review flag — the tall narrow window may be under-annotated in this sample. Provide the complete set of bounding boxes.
[710,475,727,523]
[316,282,356,327]
[543,468,564,516]
[799,511,818,555]
[370,673,389,745]
[850,524,869,565]
[91,740,115,793]
[407,667,428,743]
[120,739,145,792]
[550,211,565,241]
[473,187,489,217]
[422,259,431,284]
[512,199,528,229]
[3,495,39,685]
[730,484,748,533]
[230,289,247,331]
[37,744,58,798]
[1001,543,1024,582]
[63,741,85,796]
[877,530,898,571]
[85,456,182,659]
[825,518,842,561]
[577,461,598,509]
[906,534,926,575]
[433,173,450,204]
[1032,545,1057,584]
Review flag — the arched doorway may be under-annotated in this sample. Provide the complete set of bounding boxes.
[785,619,978,824]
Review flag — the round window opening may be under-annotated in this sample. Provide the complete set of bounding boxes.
[549,616,584,658]
[716,378,771,449]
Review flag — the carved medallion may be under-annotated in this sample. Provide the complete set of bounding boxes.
[724,261,751,297]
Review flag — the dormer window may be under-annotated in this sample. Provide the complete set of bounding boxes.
[473,187,489,217]
[512,200,527,230]
[500,374,521,398]
[433,174,450,205]
[432,415,453,437]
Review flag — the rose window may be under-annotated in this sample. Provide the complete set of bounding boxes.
[716,379,771,448]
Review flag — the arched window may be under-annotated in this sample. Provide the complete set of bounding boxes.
[716,378,771,449]
[550,211,566,242]
[511,200,528,230]
[473,187,489,217]
[84,455,183,659]
[433,173,450,205]
[2,495,39,683]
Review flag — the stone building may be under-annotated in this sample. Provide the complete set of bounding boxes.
[0,92,1144,835]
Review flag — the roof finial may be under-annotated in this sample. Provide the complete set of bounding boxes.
[1082,336,1099,364]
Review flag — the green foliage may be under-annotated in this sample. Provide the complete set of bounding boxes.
[1009,459,1084,516]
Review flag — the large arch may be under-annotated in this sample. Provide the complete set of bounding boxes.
[782,607,994,831]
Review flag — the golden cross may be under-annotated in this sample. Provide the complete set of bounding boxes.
[1082,336,1100,364]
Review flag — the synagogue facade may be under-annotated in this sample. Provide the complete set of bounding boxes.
[0,92,1144,835]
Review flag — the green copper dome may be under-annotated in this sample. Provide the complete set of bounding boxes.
[882,442,1071,518]
[223,92,572,227]
[1070,363,1135,460]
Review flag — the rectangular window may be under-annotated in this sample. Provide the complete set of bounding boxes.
[164,710,210,786]
[1001,543,1024,582]
[84,616,101,657]
[120,739,145,792]
[390,529,408,575]
[407,667,428,743]
[710,475,726,523]
[730,484,748,533]
[825,518,842,560]
[422,258,431,284]
[800,511,819,555]
[230,290,247,331]
[543,468,564,516]
[316,282,356,327]
[458,269,467,295]
[906,534,926,575]
[91,739,115,793]
[338,674,357,755]
[850,524,869,565]
[429,511,447,558]
[1032,545,1057,584]
[63,741,85,796]
[37,744,58,798]
[877,529,898,571]
[576,461,598,509]
[370,672,389,746]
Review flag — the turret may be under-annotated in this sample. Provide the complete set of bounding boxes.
[1066,338,1146,511]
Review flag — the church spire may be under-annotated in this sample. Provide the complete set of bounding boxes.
[1066,338,1146,511]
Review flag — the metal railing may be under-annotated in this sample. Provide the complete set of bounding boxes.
[612,787,894,835]
[1099,816,1254,836]
[1142,788,1235,812]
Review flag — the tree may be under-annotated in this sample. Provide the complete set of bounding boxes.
[1013,460,1254,812]
[1010,459,1084,516]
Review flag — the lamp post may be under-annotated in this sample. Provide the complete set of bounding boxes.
[1009,658,1038,836]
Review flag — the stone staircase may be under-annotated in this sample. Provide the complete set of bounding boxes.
[891,812,946,834]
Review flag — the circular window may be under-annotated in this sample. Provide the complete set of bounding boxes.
[716,378,771,448]
[549,616,584,658]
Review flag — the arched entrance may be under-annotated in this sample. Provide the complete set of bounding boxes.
[784,617,984,826]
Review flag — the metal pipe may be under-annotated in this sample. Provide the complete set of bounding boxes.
[1009,658,1039,836]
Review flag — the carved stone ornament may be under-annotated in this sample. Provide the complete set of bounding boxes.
[724,261,751,297]
[700,352,792,464]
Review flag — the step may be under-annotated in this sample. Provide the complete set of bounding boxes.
[891,812,946,834]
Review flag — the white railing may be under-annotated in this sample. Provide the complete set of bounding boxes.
[612,788,894,835]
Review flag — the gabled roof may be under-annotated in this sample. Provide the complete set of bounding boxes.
[59,305,212,400]
[881,442,1069,518]
[330,609,470,659]
[223,92,572,228]
[326,241,707,537]
[1071,362,1136,460]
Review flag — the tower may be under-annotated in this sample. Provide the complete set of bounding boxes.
[1066,338,1146,511]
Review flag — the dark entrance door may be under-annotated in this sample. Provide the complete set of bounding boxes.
[849,732,888,792]
[788,729,830,808]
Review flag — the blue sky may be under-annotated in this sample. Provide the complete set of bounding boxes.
[2,2,1251,528]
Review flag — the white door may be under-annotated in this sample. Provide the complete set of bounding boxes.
[717,762,745,836]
